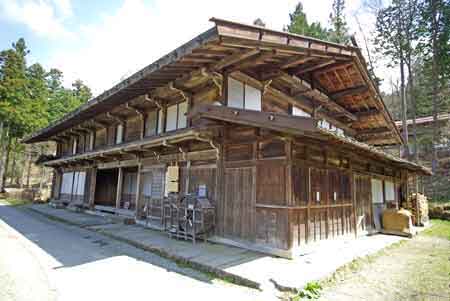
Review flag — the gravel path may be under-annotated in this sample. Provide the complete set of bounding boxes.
[0,204,268,301]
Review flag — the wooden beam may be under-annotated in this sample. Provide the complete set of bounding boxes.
[356,127,391,137]
[265,70,357,121]
[330,85,368,99]
[354,108,381,119]
[231,71,356,135]
[106,112,126,124]
[226,49,277,72]
[279,55,315,69]
[295,60,336,75]
[212,48,260,71]
[188,105,319,137]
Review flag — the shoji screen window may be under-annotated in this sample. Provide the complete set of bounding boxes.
[145,110,159,137]
[115,123,124,144]
[227,77,261,111]
[165,101,188,132]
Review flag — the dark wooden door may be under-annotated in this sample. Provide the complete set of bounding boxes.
[223,167,256,241]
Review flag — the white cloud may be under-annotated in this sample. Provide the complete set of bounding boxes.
[42,0,395,95]
[48,0,299,95]
[0,0,72,39]
[53,0,73,18]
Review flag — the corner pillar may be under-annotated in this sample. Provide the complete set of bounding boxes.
[135,163,143,219]
[116,167,123,209]
[88,167,97,209]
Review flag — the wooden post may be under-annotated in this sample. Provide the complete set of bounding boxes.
[135,162,143,219]
[140,114,145,140]
[185,160,191,195]
[53,168,62,200]
[285,139,294,251]
[116,167,123,209]
[351,168,358,238]
[285,140,293,206]
[88,167,97,209]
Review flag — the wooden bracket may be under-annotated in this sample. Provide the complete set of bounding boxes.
[168,82,189,102]
[262,79,272,95]
[178,146,187,161]
[106,112,126,124]
[144,94,163,109]
[125,102,146,118]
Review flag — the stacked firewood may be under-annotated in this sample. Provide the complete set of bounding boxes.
[407,193,429,226]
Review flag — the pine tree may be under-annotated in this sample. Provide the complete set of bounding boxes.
[329,0,350,44]
[286,2,330,40]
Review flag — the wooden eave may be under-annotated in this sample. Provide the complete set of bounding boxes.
[43,127,218,167]
[24,18,402,146]
[190,105,430,175]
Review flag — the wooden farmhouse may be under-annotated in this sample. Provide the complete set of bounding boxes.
[24,18,431,258]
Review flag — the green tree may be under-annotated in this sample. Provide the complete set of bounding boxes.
[374,0,420,158]
[286,2,330,40]
[0,38,91,190]
[46,70,91,123]
[329,0,350,44]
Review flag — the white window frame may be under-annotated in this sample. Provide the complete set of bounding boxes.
[145,110,159,137]
[72,138,78,155]
[115,123,124,144]
[292,106,311,117]
[385,181,395,201]
[227,77,261,111]
[371,178,384,204]
[165,101,188,132]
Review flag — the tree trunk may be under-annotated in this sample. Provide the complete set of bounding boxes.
[400,56,409,158]
[407,59,419,194]
[26,150,32,189]
[430,0,440,199]
[0,125,10,193]
[1,136,12,192]
[39,145,45,200]
[9,148,16,186]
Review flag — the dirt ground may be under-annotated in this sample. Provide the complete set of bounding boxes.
[318,222,450,301]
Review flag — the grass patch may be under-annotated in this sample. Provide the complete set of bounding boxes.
[0,198,31,207]
[291,282,322,300]
[422,219,450,240]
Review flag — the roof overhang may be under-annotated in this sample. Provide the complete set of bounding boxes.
[43,127,217,167]
[190,105,431,176]
[24,18,403,146]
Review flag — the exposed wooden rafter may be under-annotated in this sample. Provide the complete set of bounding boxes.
[277,71,357,121]
[295,59,336,75]
[279,55,315,69]
[106,112,126,124]
[212,48,260,71]
[225,49,277,73]
[330,84,368,99]
[231,71,356,135]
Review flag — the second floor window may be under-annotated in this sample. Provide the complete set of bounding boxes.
[145,110,159,137]
[116,123,124,144]
[72,138,77,155]
[292,106,311,117]
[227,77,261,111]
[166,101,187,132]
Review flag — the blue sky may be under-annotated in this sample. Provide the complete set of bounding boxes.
[0,0,389,95]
